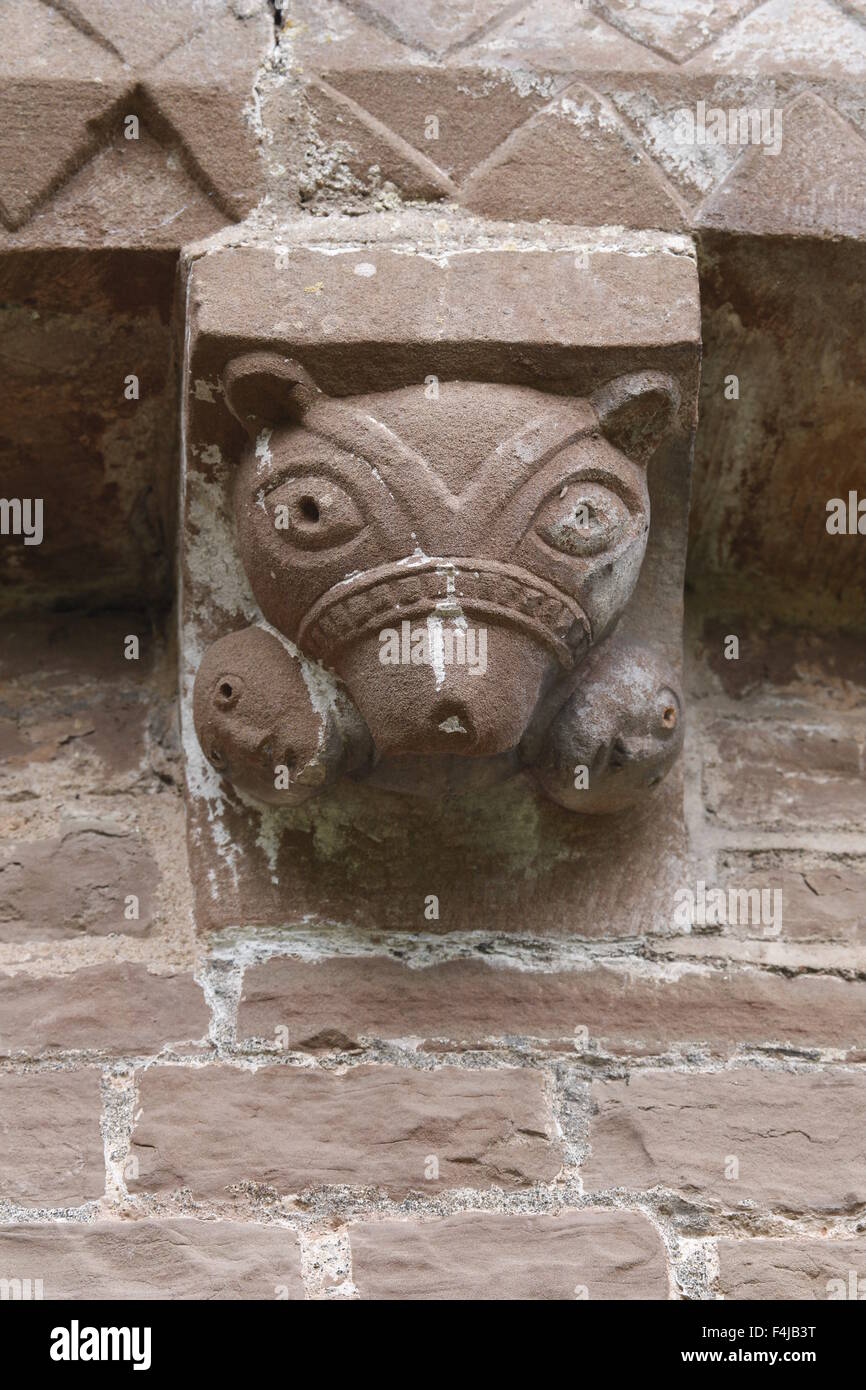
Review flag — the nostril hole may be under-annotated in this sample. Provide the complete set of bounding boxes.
[215,677,241,710]
[662,705,677,729]
[434,702,473,737]
[298,496,319,523]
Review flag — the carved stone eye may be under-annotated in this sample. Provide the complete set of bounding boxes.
[266,476,363,551]
[534,482,631,557]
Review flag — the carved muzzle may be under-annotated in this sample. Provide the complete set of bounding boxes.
[298,557,591,669]
[303,557,591,760]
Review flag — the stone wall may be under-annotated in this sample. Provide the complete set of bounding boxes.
[0,0,864,1302]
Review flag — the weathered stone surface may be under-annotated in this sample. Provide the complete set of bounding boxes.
[0,256,177,611]
[717,852,866,942]
[284,0,420,73]
[129,1064,560,1198]
[583,1070,866,1214]
[189,235,700,352]
[192,779,689,937]
[6,0,866,245]
[351,1209,669,1300]
[0,829,160,941]
[355,0,507,57]
[691,0,866,77]
[595,0,758,65]
[690,236,866,628]
[0,0,271,245]
[702,718,866,833]
[717,1237,866,1300]
[0,964,208,1056]
[0,611,177,790]
[269,6,866,625]
[301,79,456,208]
[318,67,545,186]
[284,0,866,224]
[462,86,686,230]
[697,93,866,239]
[696,616,866,704]
[457,0,672,72]
[0,1071,103,1207]
[0,1219,303,1300]
[237,954,866,1055]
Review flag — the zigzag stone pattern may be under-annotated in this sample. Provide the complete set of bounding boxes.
[0,0,272,245]
[288,0,866,236]
[4,0,866,241]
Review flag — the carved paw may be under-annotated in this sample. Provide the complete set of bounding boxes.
[192,626,370,806]
[532,639,684,813]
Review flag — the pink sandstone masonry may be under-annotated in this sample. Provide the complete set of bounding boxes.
[0,0,865,1317]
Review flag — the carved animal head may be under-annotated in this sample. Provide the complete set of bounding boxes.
[222,355,679,762]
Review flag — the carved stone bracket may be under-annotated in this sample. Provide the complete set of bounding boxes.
[181,224,700,933]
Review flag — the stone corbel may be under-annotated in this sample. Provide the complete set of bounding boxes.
[181,228,700,931]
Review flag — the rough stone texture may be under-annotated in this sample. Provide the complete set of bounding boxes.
[280,0,866,234]
[0,964,208,1056]
[0,0,271,611]
[0,611,178,792]
[269,0,866,622]
[583,1070,866,1214]
[690,236,866,628]
[697,93,866,239]
[128,1064,560,1199]
[0,1219,303,1300]
[0,1071,104,1208]
[4,0,866,621]
[237,954,866,1055]
[0,611,185,958]
[0,829,160,941]
[0,0,272,245]
[0,256,178,612]
[702,719,866,833]
[350,1210,669,1300]
[460,86,688,230]
[0,584,861,1298]
[697,615,866,702]
[717,1237,866,1300]
[717,852,866,942]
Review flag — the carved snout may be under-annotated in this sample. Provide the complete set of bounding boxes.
[532,638,684,813]
[336,616,555,761]
[192,627,370,806]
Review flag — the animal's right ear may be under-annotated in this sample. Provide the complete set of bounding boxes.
[590,371,680,466]
[221,353,320,436]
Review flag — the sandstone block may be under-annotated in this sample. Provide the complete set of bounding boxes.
[583,1070,866,1215]
[0,964,208,1056]
[0,1219,303,1300]
[129,1064,560,1199]
[351,1209,669,1299]
[0,1071,103,1207]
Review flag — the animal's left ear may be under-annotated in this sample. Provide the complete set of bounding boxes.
[590,372,681,465]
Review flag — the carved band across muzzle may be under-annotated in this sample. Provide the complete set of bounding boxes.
[298,558,591,669]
